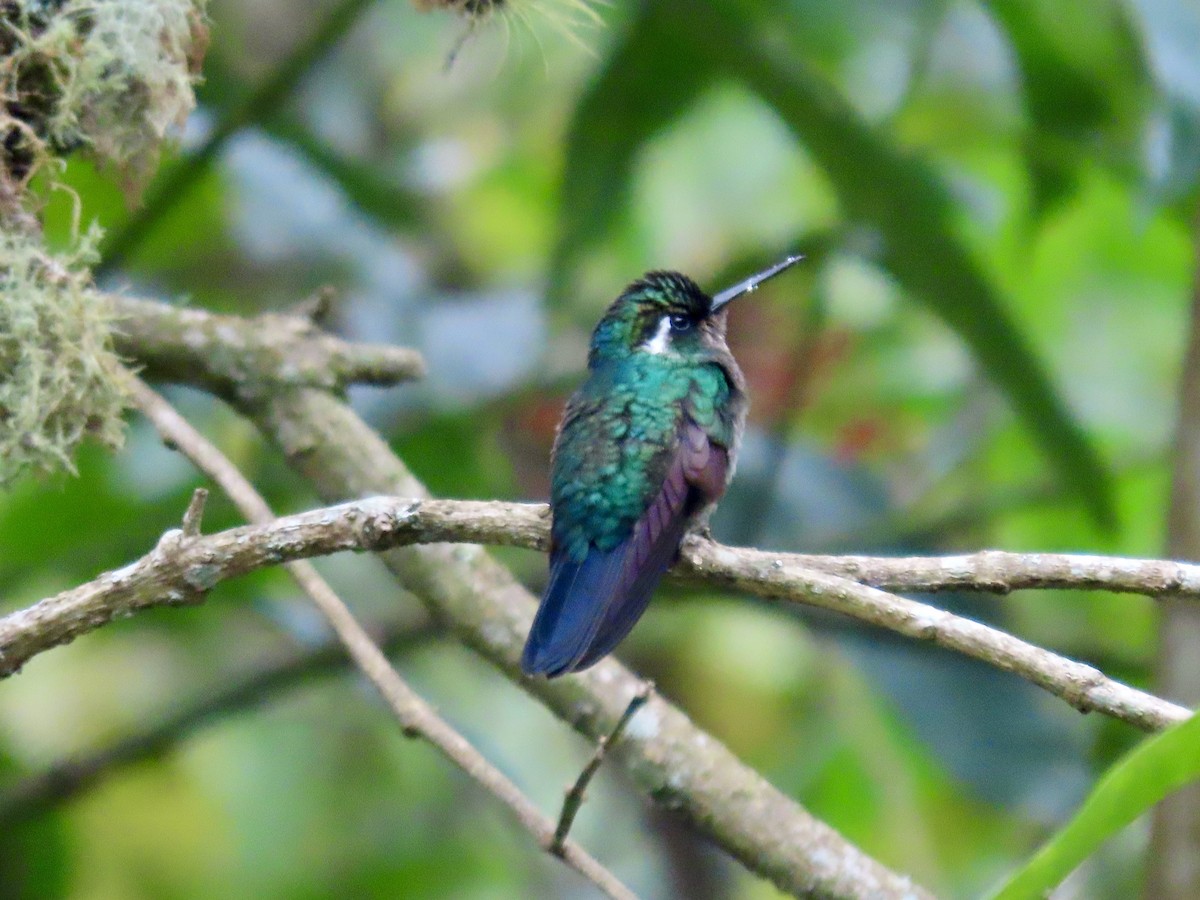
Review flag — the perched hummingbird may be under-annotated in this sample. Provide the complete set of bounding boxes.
[521,256,802,677]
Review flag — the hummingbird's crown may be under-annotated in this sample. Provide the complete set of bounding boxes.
[623,271,712,318]
[589,270,718,367]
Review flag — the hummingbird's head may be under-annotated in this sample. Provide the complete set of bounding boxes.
[588,256,802,367]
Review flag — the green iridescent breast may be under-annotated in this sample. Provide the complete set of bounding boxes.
[550,355,737,559]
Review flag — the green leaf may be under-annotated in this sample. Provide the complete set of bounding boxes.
[553,1,1115,526]
[989,712,1200,899]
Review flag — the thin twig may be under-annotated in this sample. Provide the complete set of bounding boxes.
[119,374,638,900]
[180,488,208,537]
[288,284,338,325]
[552,681,653,854]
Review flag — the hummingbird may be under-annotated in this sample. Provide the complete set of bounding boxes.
[521,255,802,677]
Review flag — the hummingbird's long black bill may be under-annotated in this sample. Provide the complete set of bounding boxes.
[710,254,803,311]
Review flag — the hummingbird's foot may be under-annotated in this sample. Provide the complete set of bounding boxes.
[680,524,715,560]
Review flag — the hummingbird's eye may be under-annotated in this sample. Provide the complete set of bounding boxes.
[668,313,692,332]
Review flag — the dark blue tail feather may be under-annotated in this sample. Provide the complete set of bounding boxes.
[521,487,698,677]
[571,502,693,671]
[522,546,627,676]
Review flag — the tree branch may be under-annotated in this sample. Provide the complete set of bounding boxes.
[112,296,424,397]
[682,542,1187,731]
[726,546,1200,597]
[110,303,930,900]
[117,374,637,900]
[3,495,1188,733]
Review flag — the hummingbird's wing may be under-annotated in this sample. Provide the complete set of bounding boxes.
[570,419,728,671]
[521,418,728,676]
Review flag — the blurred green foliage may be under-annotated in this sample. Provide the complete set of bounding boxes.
[4,0,1200,897]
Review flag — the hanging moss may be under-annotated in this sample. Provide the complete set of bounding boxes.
[0,0,209,189]
[0,226,126,485]
[0,1,209,485]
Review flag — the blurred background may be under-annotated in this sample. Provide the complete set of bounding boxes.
[2,0,1199,896]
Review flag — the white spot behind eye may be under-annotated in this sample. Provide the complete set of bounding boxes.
[642,315,673,355]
